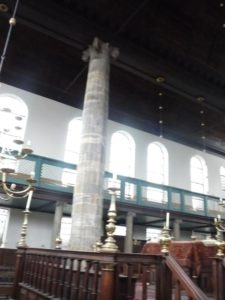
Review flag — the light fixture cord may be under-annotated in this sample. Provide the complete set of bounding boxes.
[0,0,20,77]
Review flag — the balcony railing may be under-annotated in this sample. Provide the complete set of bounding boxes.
[1,153,224,218]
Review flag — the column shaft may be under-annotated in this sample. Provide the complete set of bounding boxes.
[51,201,64,248]
[173,219,182,241]
[124,212,135,253]
[70,38,118,251]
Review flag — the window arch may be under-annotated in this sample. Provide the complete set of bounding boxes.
[190,155,208,211]
[109,131,135,198]
[64,117,82,164]
[190,155,208,194]
[147,142,168,203]
[62,117,82,186]
[0,94,28,153]
[109,130,135,177]
[147,142,168,185]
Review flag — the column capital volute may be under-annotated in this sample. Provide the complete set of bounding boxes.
[127,211,136,218]
[82,37,119,62]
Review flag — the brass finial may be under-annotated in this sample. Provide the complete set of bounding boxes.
[100,186,120,253]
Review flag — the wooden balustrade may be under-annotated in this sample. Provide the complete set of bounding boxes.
[10,248,213,300]
[11,248,170,300]
[0,248,16,298]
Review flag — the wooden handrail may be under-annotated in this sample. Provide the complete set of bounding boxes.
[12,248,170,300]
[166,255,210,300]
[11,248,216,300]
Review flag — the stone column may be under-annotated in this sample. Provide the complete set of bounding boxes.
[173,219,182,241]
[69,38,119,251]
[51,201,64,248]
[124,212,136,253]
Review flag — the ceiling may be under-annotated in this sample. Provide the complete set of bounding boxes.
[1,0,225,157]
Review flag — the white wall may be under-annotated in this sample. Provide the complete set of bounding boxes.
[1,83,225,247]
[1,83,224,197]
[5,208,53,249]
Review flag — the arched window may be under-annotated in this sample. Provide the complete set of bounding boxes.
[220,166,225,199]
[190,155,208,211]
[62,117,82,186]
[0,94,28,170]
[0,94,28,152]
[109,131,135,197]
[147,142,168,184]
[109,131,135,176]
[147,142,168,202]
[64,117,82,164]
[190,155,208,194]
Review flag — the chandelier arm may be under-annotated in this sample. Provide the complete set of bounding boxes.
[216,224,225,232]
[2,182,32,197]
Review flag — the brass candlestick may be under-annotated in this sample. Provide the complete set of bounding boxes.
[55,236,62,249]
[17,189,34,248]
[214,218,225,256]
[17,210,30,248]
[100,186,119,253]
[160,226,172,254]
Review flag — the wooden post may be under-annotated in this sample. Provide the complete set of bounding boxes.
[11,247,26,299]
[157,257,172,300]
[100,263,115,300]
[212,257,225,300]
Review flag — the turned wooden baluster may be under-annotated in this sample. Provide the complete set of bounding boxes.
[70,259,82,300]
[57,257,67,297]
[46,255,54,295]
[90,261,100,300]
[32,254,40,288]
[22,253,31,285]
[53,256,61,297]
[100,262,116,300]
[80,260,91,300]
[64,258,74,299]
[41,255,49,293]
[37,255,44,290]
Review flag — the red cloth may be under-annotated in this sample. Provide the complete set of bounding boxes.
[142,241,217,277]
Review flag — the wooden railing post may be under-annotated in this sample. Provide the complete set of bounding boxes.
[213,257,225,300]
[157,257,172,300]
[100,262,116,300]
[11,247,26,300]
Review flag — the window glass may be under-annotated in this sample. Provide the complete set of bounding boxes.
[190,155,208,210]
[64,118,82,164]
[147,142,168,202]
[147,142,168,185]
[62,118,82,186]
[109,131,135,197]
[146,228,161,242]
[109,131,135,177]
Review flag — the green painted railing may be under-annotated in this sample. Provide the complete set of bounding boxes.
[3,153,225,218]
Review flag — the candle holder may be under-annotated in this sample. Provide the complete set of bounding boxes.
[17,189,34,248]
[17,210,30,248]
[100,186,120,253]
[160,226,172,254]
[55,236,62,249]
[214,218,225,256]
